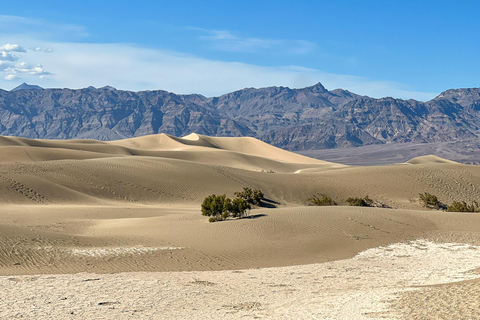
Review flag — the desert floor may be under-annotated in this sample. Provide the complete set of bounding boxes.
[1,133,480,319]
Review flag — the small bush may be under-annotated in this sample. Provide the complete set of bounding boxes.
[446,201,480,212]
[202,192,252,222]
[419,192,445,210]
[346,195,373,207]
[227,197,251,218]
[234,187,264,205]
[201,194,230,221]
[307,194,336,206]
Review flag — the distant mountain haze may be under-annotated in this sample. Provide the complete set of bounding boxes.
[1,82,480,150]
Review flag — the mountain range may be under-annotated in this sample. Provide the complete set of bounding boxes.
[1,82,480,150]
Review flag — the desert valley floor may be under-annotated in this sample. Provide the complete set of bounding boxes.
[1,133,480,319]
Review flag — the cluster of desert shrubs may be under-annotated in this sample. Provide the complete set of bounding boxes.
[306,194,337,206]
[418,192,446,210]
[305,191,479,212]
[346,196,373,207]
[447,201,480,212]
[202,187,264,222]
[419,192,480,212]
[306,194,389,208]
[234,187,264,206]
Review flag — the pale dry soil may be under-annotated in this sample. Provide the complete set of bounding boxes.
[2,240,480,319]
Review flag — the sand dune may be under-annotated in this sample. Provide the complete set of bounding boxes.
[406,154,459,165]
[1,133,480,207]
[181,133,331,164]
[2,133,480,318]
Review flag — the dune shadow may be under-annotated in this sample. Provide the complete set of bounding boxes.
[259,198,280,208]
[244,214,267,220]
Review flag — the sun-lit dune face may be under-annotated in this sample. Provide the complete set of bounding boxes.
[406,155,459,165]
[108,133,190,150]
[181,132,201,141]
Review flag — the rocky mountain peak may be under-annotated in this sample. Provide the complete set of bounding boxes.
[434,87,480,108]
[11,83,44,91]
[305,82,327,93]
[99,85,117,91]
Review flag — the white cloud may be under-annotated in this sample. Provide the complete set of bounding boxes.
[33,46,54,53]
[190,27,318,54]
[13,61,53,77]
[4,74,19,81]
[0,43,26,52]
[0,51,19,61]
[0,42,54,81]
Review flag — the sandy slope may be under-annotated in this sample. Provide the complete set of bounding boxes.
[2,203,480,276]
[2,133,480,318]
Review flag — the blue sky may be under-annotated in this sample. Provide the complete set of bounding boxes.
[0,0,479,100]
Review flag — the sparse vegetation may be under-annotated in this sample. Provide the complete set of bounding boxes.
[261,169,275,173]
[228,197,252,218]
[346,195,373,207]
[417,192,479,212]
[201,194,230,222]
[234,187,264,206]
[202,191,253,222]
[306,194,336,206]
[446,201,480,212]
[418,192,446,210]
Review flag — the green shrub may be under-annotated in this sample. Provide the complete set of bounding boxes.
[307,194,336,206]
[234,187,264,205]
[202,193,252,222]
[419,192,445,210]
[346,195,373,207]
[201,194,230,221]
[446,201,480,212]
[227,197,251,218]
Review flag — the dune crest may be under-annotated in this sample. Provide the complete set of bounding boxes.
[406,155,459,165]
[181,132,201,141]
[108,133,190,150]
[184,134,330,164]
